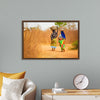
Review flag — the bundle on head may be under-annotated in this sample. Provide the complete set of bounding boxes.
[50,26,57,31]
[59,26,65,31]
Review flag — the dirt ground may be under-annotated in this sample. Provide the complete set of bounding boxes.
[24,44,78,58]
[23,29,79,58]
[38,44,78,58]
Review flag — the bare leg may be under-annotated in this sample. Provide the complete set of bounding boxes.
[62,49,65,52]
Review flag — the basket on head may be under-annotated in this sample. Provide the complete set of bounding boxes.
[50,26,57,30]
[59,26,65,31]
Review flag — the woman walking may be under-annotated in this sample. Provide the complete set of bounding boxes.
[58,27,66,52]
[50,26,58,51]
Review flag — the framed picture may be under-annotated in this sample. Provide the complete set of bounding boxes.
[22,20,80,59]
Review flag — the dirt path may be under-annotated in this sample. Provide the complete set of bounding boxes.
[39,44,78,58]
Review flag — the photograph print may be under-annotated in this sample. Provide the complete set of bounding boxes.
[22,20,79,59]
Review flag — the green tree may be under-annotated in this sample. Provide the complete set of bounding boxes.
[55,22,67,27]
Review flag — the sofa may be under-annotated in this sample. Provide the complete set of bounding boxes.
[21,79,36,100]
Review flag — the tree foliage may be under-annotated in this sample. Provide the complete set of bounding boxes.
[55,22,67,27]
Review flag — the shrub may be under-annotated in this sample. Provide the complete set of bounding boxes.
[68,40,78,50]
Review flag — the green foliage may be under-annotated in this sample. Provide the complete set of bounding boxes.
[30,27,36,29]
[55,22,67,27]
[72,40,78,49]
[68,40,78,50]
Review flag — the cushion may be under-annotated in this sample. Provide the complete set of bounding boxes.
[0,71,26,96]
[1,77,25,100]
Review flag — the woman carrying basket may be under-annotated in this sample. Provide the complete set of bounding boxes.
[50,26,58,51]
[58,27,66,52]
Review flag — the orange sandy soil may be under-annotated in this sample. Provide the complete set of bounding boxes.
[39,44,78,58]
[23,29,78,58]
[24,44,78,58]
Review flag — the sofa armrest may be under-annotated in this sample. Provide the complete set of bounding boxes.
[21,79,36,100]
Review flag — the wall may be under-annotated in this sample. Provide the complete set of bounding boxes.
[0,0,100,100]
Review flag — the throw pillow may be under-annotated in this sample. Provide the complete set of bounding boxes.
[1,77,25,100]
[0,71,26,96]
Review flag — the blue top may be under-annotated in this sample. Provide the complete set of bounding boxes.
[61,31,66,39]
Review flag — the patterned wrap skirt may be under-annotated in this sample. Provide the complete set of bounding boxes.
[51,38,57,48]
[59,39,65,50]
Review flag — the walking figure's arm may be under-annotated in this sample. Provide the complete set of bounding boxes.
[56,26,58,37]
[57,26,58,33]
